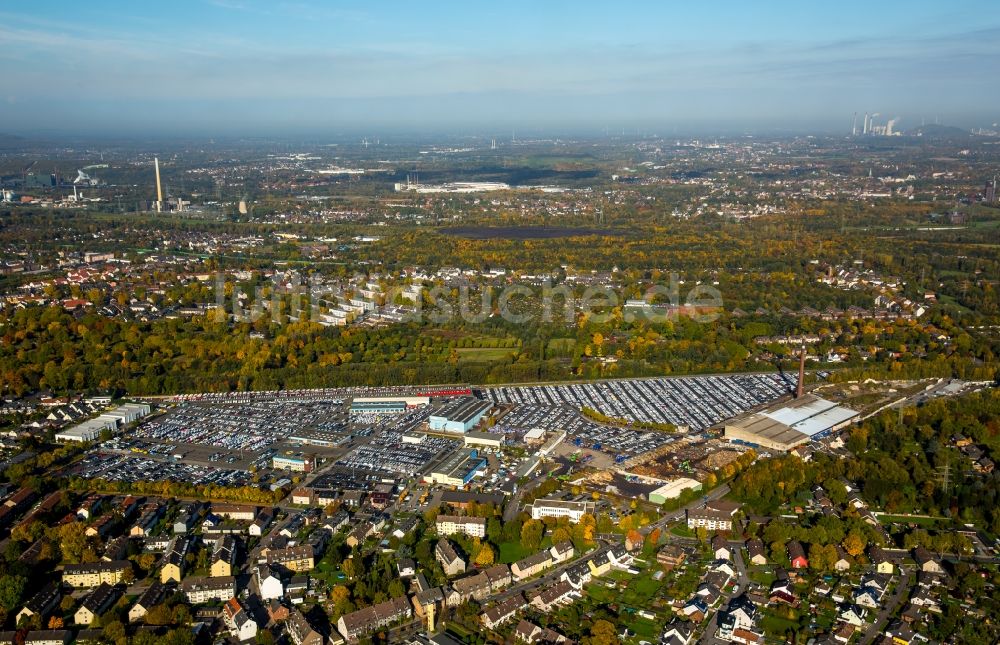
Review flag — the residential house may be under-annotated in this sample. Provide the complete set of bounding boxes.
[435,515,486,538]
[913,546,944,574]
[681,598,708,623]
[160,535,194,583]
[336,596,412,641]
[249,509,274,537]
[661,621,694,645]
[391,516,418,539]
[833,623,857,644]
[129,504,163,537]
[223,597,258,642]
[530,580,577,613]
[128,582,166,623]
[716,594,761,644]
[513,619,571,644]
[63,561,131,588]
[695,582,723,607]
[833,546,851,572]
[746,538,767,566]
[561,562,592,590]
[16,583,61,626]
[102,536,130,562]
[74,584,120,626]
[397,558,416,578]
[22,630,72,645]
[511,550,553,581]
[265,545,315,572]
[657,545,687,571]
[483,564,512,591]
[710,560,736,579]
[257,564,284,601]
[712,535,731,561]
[549,541,575,564]
[211,535,238,577]
[482,594,526,630]
[266,599,289,623]
[686,500,742,532]
[323,511,351,534]
[290,488,313,505]
[287,607,325,645]
[769,580,798,606]
[180,576,235,604]
[172,503,202,534]
[435,539,466,577]
[885,619,924,645]
[869,546,895,574]
[447,572,491,605]
[287,575,309,604]
[86,514,116,540]
[76,495,105,521]
[838,604,867,627]
[345,522,374,548]
[853,586,882,610]
[212,504,257,522]
[787,541,808,569]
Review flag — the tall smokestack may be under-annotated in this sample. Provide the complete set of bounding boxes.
[863,113,869,135]
[797,344,806,398]
[154,157,163,212]
[852,112,858,136]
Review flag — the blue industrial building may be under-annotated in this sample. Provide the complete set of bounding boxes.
[428,397,492,434]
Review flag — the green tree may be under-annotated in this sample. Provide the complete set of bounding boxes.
[586,619,621,645]
[0,575,25,625]
[520,519,543,550]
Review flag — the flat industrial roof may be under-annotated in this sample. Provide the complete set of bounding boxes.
[762,394,857,437]
[725,393,858,446]
[430,397,492,424]
[649,478,702,499]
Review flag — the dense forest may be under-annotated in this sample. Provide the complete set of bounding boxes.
[0,300,995,398]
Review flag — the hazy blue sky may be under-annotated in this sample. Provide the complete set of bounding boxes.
[2,0,998,135]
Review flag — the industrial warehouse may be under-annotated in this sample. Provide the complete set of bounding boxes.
[722,393,859,452]
[428,397,493,434]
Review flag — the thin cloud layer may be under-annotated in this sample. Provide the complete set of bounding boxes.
[1,1,997,134]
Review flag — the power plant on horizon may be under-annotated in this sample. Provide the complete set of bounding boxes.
[151,157,187,212]
[851,111,901,137]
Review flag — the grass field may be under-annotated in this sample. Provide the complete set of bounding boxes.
[670,524,696,538]
[456,347,514,362]
[761,613,800,638]
[498,540,535,564]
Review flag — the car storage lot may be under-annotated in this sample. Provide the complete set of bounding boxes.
[484,374,789,432]
[64,451,255,487]
[334,406,458,477]
[493,404,671,458]
[132,399,346,451]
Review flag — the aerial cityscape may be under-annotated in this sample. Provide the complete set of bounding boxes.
[0,2,999,645]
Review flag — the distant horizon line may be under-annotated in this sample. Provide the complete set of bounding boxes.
[2,122,987,144]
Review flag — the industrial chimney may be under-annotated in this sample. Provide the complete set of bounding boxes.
[154,157,163,212]
[797,344,806,398]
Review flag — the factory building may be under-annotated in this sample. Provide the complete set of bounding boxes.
[463,432,503,449]
[428,397,492,434]
[272,452,315,473]
[648,478,703,505]
[723,394,858,452]
[349,396,429,416]
[427,449,488,487]
[55,402,152,443]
